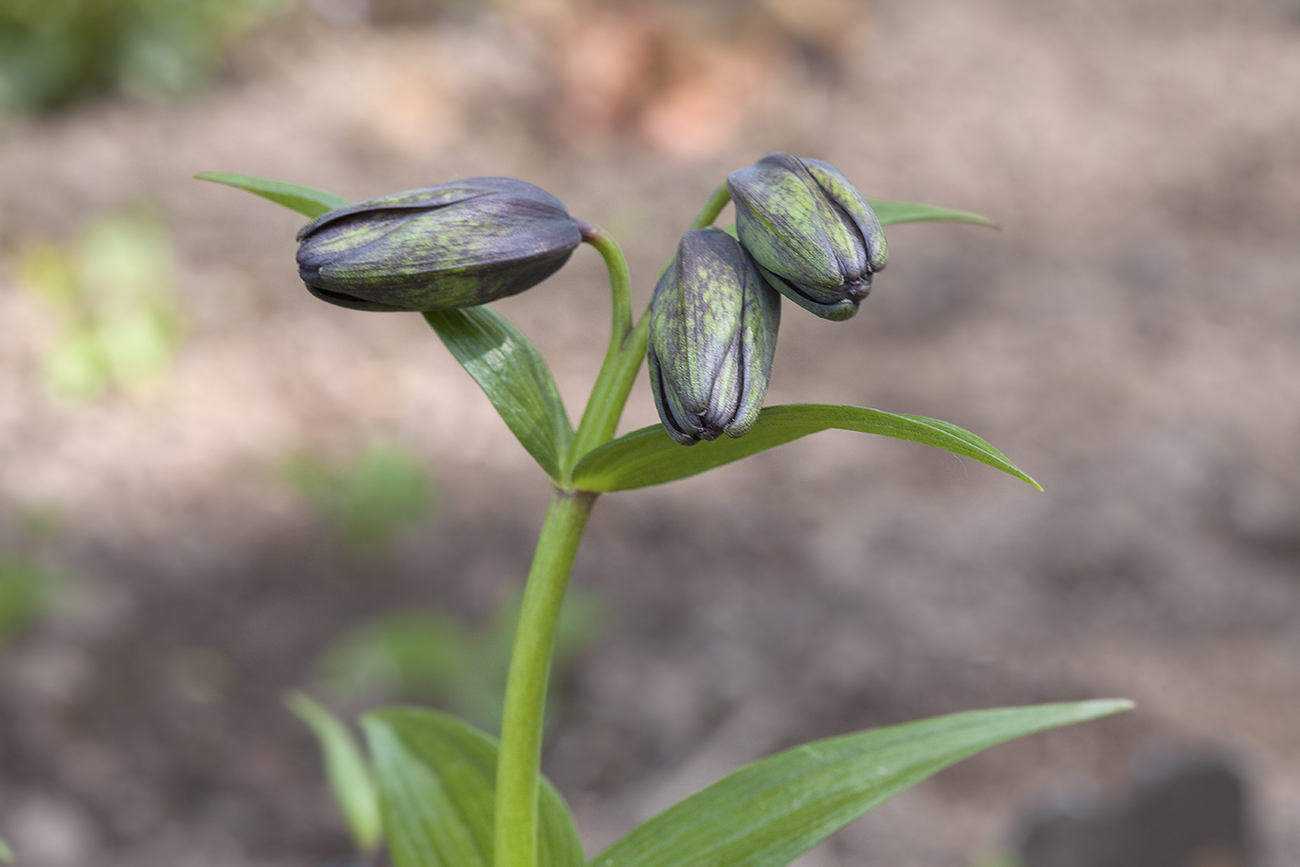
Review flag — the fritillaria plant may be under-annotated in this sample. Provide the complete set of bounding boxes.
[199,156,1129,867]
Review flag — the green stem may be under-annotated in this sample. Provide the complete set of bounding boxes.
[578,222,632,348]
[690,182,731,229]
[570,224,643,467]
[494,488,597,867]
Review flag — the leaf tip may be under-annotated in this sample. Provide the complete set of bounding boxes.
[285,690,339,732]
[1078,698,1136,719]
[194,171,234,185]
[284,689,313,717]
[962,211,1000,230]
[950,209,999,230]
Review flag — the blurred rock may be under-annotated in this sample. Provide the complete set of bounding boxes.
[1018,756,1253,867]
[8,795,101,867]
[10,643,91,708]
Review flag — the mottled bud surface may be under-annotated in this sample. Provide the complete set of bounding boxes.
[296,177,582,312]
[648,228,781,445]
[728,152,887,321]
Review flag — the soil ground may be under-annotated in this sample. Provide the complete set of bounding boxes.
[2,1,1299,865]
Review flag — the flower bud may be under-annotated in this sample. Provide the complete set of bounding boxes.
[727,152,887,321]
[296,177,583,312]
[648,228,781,446]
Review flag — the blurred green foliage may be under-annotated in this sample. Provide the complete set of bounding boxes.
[282,443,436,555]
[971,852,1021,867]
[318,589,603,733]
[286,692,383,855]
[0,0,289,114]
[20,211,185,401]
[0,554,57,646]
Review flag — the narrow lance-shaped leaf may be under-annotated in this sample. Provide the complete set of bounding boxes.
[287,692,383,854]
[424,308,574,480]
[868,199,998,228]
[195,172,351,219]
[363,708,584,867]
[591,700,1132,867]
[572,403,1039,493]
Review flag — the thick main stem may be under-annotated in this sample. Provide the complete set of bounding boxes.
[494,488,597,867]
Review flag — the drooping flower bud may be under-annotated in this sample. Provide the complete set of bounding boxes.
[648,228,781,446]
[727,152,888,321]
[296,177,583,312]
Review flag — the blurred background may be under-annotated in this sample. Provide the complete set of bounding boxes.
[1,0,1299,865]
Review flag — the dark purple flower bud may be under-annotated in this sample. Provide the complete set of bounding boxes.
[728,152,888,321]
[648,228,781,446]
[296,177,582,312]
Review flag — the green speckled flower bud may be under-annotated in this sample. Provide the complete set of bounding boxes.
[648,228,781,446]
[296,177,582,312]
[728,152,887,321]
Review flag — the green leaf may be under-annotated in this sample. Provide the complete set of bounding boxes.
[868,199,998,228]
[424,309,575,480]
[195,172,350,219]
[571,403,1039,493]
[591,700,1132,867]
[0,833,12,863]
[363,708,585,867]
[287,692,383,854]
